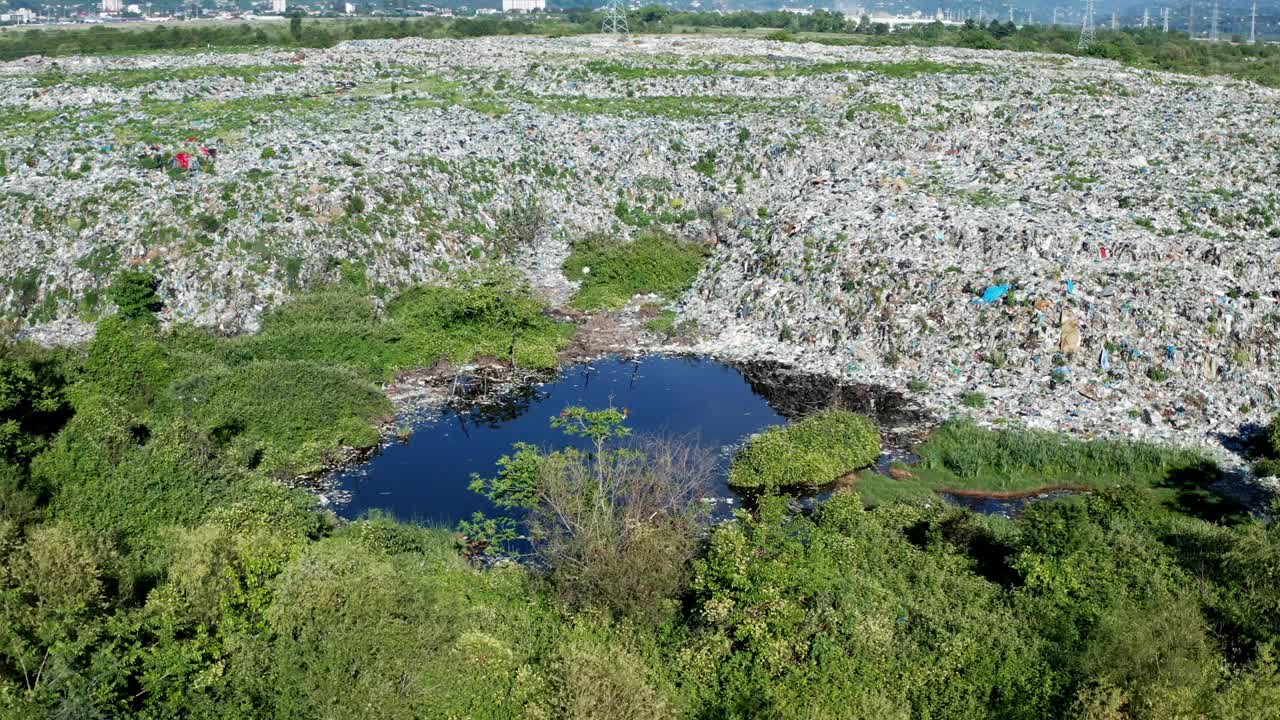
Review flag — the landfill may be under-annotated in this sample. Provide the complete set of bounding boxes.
[2,34,1279,501]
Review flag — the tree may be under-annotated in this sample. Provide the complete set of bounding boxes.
[289,13,303,43]
[107,270,163,322]
[465,407,713,620]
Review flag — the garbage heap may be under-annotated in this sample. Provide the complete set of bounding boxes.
[0,35,1277,477]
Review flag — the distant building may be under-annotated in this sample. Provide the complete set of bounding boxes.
[343,2,354,13]
[15,7,36,22]
[501,0,544,12]
[101,0,124,13]
[271,0,287,12]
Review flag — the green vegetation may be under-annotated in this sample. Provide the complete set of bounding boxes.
[585,57,986,80]
[3,280,1280,718]
[1249,414,1280,478]
[33,64,302,89]
[643,309,678,336]
[845,101,907,125]
[2,12,1277,89]
[232,268,571,380]
[45,269,569,476]
[529,93,780,120]
[729,409,881,491]
[106,268,164,321]
[0,16,551,60]
[563,231,708,310]
[961,390,988,408]
[466,407,710,621]
[853,419,1243,521]
[685,488,1280,719]
[645,11,1280,88]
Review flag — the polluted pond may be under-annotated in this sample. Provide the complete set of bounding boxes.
[327,354,1109,525]
[334,356,787,525]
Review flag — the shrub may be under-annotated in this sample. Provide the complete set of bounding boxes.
[231,270,571,377]
[0,346,72,464]
[494,192,546,255]
[174,360,389,474]
[541,639,672,720]
[108,269,163,321]
[469,409,714,621]
[685,494,1053,718]
[1266,415,1280,458]
[729,409,881,491]
[961,391,988,409]
[563,231,708,310]
[80,316,175,413]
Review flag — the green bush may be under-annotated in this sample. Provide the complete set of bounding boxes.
[1267,415,1280,458]
[80,316,176,413]
[228,270,570,378]
[0,345,71,464]
[918,419,1210,490]
[108,269,164,321]
[685,494,1053,717]
[175,360,389,475]
[563,231,707,310]
[729,409,881,490]
[37,415,240,554]
[230,535,560,719]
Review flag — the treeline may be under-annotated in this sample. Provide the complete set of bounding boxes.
[626,8,1280,87]
[0,16,547,60]
[3,270,1280,718]
[2,11,1277,87]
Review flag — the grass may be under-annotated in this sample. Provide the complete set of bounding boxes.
[229,271,572,380]
[582,58,985,81]
[1056,173,1099,191]
[563,231,708,311]
[528,94,780,120]
[844,102,906,125]
[87,270,572,475]
[728,410,880,491]
[33,64,302,89]
[851,419,1245,522]
[174,360,390,475]
[958,187,1008,207]
[644,309,678,337]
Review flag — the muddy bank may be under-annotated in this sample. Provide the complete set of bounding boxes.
[939,484,1091,499]
[731,359,935,460]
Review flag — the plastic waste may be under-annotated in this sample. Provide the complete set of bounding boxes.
[976,285,1010,304]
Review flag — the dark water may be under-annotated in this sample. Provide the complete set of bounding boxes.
[335,356,789,525]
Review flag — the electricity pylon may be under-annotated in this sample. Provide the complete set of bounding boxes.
[602,0,629,37]
[1078,0,1096,49]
